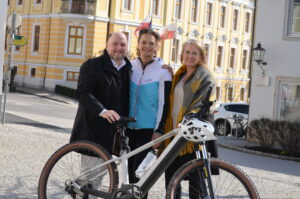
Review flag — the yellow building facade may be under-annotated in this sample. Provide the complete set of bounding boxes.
[6,0,255,104]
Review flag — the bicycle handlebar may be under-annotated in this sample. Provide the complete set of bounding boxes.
[114,116,137,127]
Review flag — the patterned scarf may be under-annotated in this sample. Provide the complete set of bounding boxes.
[162,64,215,156]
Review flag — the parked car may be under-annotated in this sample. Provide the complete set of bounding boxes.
[213,103,249,136]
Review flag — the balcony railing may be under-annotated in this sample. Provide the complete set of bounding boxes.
[61,0,96,15]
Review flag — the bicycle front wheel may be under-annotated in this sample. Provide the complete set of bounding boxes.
[166,159,259,199]
[38,141,119,199]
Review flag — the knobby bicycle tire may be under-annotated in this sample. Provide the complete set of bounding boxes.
[38,141,119,199]
[166,158,259,199]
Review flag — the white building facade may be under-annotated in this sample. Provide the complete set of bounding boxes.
[249,0,300,122]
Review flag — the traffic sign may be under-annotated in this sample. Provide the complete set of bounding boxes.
[13,35,28,46]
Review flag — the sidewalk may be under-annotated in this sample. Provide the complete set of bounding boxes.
[15,87,77,105]
[9,87,300,162]
[217,135,300,162]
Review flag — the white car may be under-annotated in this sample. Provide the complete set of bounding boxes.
[213,103,249,136]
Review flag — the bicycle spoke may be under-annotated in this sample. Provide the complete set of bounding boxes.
[38,142,118,199]
[167,159,259,199]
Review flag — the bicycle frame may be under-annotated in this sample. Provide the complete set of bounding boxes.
[73,125,217,198]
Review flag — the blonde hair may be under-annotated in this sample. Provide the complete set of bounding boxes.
[180,39,207,67]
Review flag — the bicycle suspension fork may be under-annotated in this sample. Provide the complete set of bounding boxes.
[195,143,216,199]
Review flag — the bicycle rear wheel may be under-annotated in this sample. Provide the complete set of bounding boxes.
[166,159,259,199]
[38,141,119,199]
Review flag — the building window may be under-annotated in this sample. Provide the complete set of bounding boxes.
[206,3,213,26]
[288,0,300,36]
[228,87,233,101]
[216,46,223,67]
[240,87,245,101]
[216,86,220,101]
[122,31,129,42]
[175,0,183,20]
[172,39,180,63]
[8,0,10,5]
[68,26,84,55]
[36,0,41,4]
[204,44,210,64]
[245,12,250,33]
[33,25,40,52]
[220,6,226,28]
[122,31,131,51]
[31,68,36,77]
[277,79,300,122]
[229,48,236,69]
[232,9,239,31]
[152,0,159,16]
[17,0,23,5]
[67,71,79,81]
[242,50,248,70]
[123,0,132,11]
[191,0,198,23]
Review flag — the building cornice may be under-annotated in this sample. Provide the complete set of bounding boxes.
[21,14,165,29]
[110,19,162,29]
[215,76,250,81]
[5,61,81,70]
[232,0,255,9]
[21,13,110,23]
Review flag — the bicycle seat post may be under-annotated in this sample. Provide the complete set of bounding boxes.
[114,117,136,185]
[116,124,129,153]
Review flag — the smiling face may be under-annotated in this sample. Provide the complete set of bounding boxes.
[181,43,202,68]
[106,32,128,62]
[138,33,159,58]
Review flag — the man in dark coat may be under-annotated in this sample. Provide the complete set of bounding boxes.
[70,32,132,154]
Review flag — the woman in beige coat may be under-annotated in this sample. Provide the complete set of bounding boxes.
[162,39,218,199]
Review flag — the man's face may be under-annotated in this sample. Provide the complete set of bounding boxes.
[106,33,128,61]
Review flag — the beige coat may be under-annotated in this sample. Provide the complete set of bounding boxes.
[163,64,215,155]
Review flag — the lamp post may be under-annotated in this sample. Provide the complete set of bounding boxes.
[252,42,267,76]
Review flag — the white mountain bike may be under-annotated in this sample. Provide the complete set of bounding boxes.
[38,88,260,199]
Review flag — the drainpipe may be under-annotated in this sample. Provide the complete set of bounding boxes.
[43,0,53,90]
[246,0,257,136]
[248,0,257,101]
[106,0,112,40]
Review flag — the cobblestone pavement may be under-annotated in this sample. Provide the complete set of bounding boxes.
[241,167,300,199]
[0,124,165,199]
[1,124,300,199]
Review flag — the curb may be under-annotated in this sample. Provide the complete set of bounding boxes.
[16,89,70,104]
[218,143,300,162]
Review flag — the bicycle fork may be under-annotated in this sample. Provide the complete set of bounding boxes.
[117,126,131,185]
[195,143,216,199]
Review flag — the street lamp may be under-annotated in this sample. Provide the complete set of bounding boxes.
[252,42,268,76]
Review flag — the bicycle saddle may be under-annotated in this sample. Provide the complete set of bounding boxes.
[115,116,137,126]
